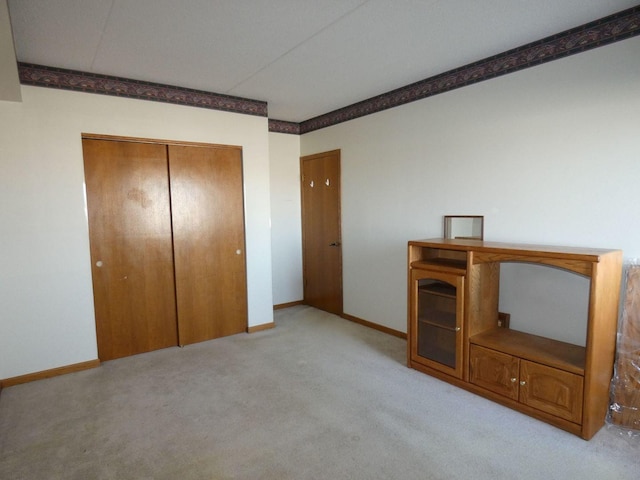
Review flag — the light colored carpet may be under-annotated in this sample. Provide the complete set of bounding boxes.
[1,305,638,479]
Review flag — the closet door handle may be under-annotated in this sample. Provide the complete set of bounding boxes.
[329,242,341,247]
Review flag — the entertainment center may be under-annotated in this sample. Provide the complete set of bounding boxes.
[407,238,622,440]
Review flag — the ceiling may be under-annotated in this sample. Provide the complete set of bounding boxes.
[5,0,639,122]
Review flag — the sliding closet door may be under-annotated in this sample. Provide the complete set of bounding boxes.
[168,145,248,345]
[83,139,178,360]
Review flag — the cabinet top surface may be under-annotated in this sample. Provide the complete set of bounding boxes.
[409,238,621,260]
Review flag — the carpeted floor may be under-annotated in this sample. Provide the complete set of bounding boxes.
[0,305,638,479]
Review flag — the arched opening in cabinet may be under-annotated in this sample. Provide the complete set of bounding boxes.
[499,262,591,347]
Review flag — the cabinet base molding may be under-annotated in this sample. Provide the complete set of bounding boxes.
[342,313,407,339]
[409,360,583,437]
[0,359,101,388]
[247,322,275,333]
[273,303,407,339]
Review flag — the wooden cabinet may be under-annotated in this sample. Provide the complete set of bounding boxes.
[407,238,622,440]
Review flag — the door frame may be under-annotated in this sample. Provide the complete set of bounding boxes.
[82,132,241,150]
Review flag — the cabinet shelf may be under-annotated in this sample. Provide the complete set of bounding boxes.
[411,259,466,275]
[470,328,585,376]
[418,283,456,298]
[418,309,457,331]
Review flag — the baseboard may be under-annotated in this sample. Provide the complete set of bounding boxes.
[247,322,275,333]
[341,313,407,340]
[273,303,407,340]
[0,359,101,388]
[273,300,304,310]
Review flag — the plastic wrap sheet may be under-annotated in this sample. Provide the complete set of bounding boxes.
[607,263,640,437]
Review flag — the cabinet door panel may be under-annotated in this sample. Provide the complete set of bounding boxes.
[520,360,584,424]
[418,324,457,368]
[169,145,248,345]
[410,269,464,378]
[469,345,519,400]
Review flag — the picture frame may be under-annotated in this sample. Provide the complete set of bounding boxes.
[443,215,484,240]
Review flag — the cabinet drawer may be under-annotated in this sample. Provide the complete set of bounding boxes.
[520,360,583,424]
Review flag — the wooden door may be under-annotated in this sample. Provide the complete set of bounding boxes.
[168,145,248,345]
[83,139,178,361]
[300,150,342,315]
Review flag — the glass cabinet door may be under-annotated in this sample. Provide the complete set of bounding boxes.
[410,268,464,378]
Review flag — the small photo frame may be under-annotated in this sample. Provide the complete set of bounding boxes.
[444,215,484,240]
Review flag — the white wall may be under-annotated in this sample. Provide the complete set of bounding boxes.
[300,36,640,342]
[269,132,303,305]
[0,86,274,379]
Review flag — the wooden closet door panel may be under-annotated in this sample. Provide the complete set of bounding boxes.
[82,139,178,361]
[168,145,248,345]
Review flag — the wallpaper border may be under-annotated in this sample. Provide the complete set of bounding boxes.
[267,119,301,135]
[16,6,640,134]
[18,63,268,118]
[298,5,640,134]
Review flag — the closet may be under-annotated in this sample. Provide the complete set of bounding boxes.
[82,135,247,361]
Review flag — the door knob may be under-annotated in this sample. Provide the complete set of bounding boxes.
[329,242,341,247]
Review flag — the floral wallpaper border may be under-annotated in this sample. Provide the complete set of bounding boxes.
[17,6,639,135]
[297,5,640,134]
[18,63,268,117]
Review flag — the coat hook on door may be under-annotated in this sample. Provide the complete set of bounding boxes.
[325,178,330,186]
[310,180,314,188]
